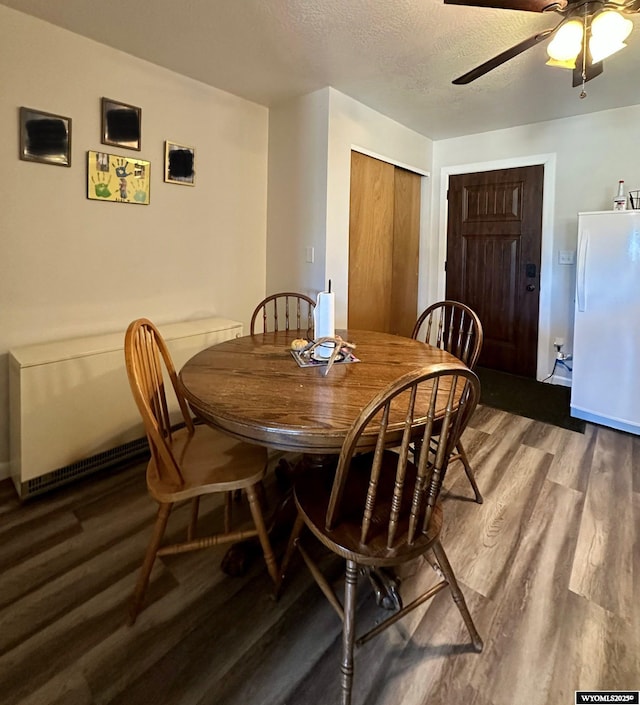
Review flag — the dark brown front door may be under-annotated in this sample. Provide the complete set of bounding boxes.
[445,165,544,377]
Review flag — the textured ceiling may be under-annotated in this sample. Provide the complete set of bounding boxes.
[2,0,638,139]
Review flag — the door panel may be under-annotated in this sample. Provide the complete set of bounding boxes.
[348,152,395,332]
[391,167,420,336]
[446,166,543,377]
[464,236,518,345]
[348,152,421,336]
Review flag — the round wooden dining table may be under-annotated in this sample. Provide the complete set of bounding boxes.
[179,329,467,456]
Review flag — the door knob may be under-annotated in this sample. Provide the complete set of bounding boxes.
[526,284,536,292]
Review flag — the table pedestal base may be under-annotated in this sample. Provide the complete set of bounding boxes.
[365,567,402,611]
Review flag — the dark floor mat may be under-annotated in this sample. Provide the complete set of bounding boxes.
[475,366,585,433]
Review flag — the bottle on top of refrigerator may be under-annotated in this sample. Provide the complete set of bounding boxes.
[613,180,627,210]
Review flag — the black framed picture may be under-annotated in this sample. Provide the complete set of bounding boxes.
[164,141,195,186]
[19,107,71,167]
[101,97,141,150]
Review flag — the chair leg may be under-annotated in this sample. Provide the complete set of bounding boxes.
[224,491,233,534]
[188,497,201,540]
[457,440,483,504]
[276,510,305,600]
[245,484,280,589]
[256,479,269,511]
[340,560,358,705]
[129,502,172,626]
[432,540,483,652]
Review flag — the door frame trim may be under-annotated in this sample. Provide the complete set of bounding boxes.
[352,145,431,177]
[438,153,556,382]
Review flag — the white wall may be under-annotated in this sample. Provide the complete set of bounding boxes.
[432,105,640,381]
[0,6,269,476]
[266,89,330,297]
[267,87,433,327]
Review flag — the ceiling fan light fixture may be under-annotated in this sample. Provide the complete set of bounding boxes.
[448,0,640,90]
[547,18,584,61]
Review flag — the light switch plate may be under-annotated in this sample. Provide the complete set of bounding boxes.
[558,250,575,265]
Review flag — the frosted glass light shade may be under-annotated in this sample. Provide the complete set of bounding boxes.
[589,37,627,62]
[591,10,633,43]
[547,19,584,61]
[589,10,633,62]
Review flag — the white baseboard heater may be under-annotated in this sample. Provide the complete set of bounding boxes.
[9,317,242,499]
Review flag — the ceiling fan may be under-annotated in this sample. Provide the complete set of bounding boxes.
[446,0,640,93]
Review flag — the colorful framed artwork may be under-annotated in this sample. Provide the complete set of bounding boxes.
[19,107,71,167]
[101,97,141,150]
[87,150,150,205]
[164,141,195,185]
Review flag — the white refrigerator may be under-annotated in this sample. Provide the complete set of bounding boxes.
[570,210,640,435]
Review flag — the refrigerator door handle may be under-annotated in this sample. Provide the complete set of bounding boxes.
[577,230,588,312]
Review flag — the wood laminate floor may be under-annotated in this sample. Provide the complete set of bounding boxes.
[0,406,638,705]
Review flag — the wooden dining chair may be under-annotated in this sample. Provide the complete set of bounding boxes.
[124,318,280,625]
[250,291,315,335]
[278,365,482,705]
[412,300,484,503]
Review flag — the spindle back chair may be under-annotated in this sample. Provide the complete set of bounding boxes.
[412,300,484,503]
[124,318,279,624]
[279,365,482,705]
[250,292,315,335]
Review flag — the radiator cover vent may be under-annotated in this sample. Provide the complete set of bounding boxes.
[22,437,150,500]
[9,316,242,500]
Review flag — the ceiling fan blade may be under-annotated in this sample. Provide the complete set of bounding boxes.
[572,54,604,87]
[452,28,555,84]
[444,0,567,12]
[621,0,640,12]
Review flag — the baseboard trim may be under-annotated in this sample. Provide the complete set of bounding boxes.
[550,374,572,387]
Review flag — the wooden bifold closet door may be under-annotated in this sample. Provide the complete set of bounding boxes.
[348,151,421,337]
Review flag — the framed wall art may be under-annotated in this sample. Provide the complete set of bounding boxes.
[19,107,71,167]
[87,150,150,205]
[101,97,141,150]
[164,141,195,185]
